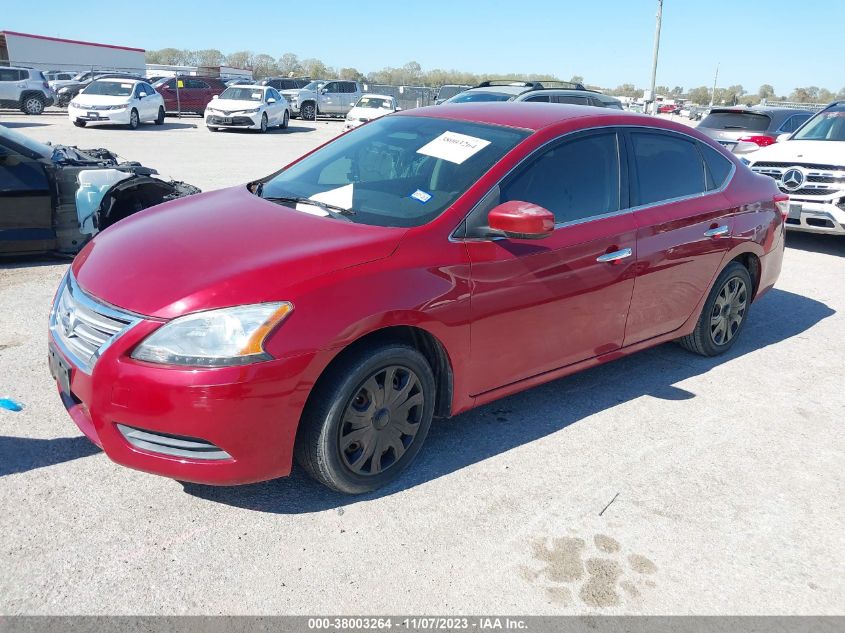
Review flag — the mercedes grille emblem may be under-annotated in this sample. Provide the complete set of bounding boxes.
[781,168,805,192]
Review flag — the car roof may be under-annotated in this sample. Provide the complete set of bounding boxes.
[96,77,142,84]
[359,94,393,100]
[463,85,531,96]
[399,102,661,132]
[223,84,266,90]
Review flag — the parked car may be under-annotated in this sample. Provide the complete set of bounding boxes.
[443,80,586,104]
[204,85,290,132]
[152,76,227,115]
[45,71,76,91]
[746,101,845,235]
[48,103,786,493]
[0,66,55,114]
[343,94,399,130]
[0,124,198,256]
[434,84,471,105]
[261,77,311,91]
[56,73,143,107]
[279,80,362,120]
[513,88,624,109]
[69,78,165,129]
[696,106,812,155]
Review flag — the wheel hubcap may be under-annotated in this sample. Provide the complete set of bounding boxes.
[339,365,424,476]
[710,277,747,345]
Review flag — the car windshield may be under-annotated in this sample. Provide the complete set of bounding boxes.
[259,115,529,227]
[448,91,513,103]
[356,97,392,109]
[220,87,264,101]
[437,86,466,100]
[698,111,771,132]
[304,81,326,91]
[83,81,135,96]
[791,106,845,141]
[0,124,53,159]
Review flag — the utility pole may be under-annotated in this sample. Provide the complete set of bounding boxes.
[710,63,719,107]
[648,0,663,115]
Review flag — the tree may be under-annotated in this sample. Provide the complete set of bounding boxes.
[300,58,329,79]
[789,86,818,103]
[687,86,711,105]
[570,75,584,85]
[195,49,226,67]
[654,85,670,97]
[670,86,684,98]
[837,87,845,100]
[339,67,363,81]
[145,48,187,65]
[758,84,775,100]
[817,88,834,104]
[226,51,253,70]
[278,53,302,76]
[611,83,642,98]
[252,54,277,79]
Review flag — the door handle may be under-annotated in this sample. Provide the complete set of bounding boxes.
[596,247,633,263]
[704,225,729,238]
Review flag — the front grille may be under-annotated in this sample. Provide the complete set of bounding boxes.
[207,115,253,126]
[117,424,232,461]
[751,161,845,199]
[49,274,139,373]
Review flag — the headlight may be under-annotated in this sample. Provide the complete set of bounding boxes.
[131,302,293,367]
[237,108,260,114]
[107,103,130,110]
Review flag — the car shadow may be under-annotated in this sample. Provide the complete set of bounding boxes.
[181,287,834,514]
[786,232,844,257]
[0,121,50,129]
[268,126,315,134]
[0,435,101,477]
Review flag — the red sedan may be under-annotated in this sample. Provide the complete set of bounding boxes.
[48,103,786,493]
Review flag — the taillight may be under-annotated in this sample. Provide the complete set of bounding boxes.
[738,135,777,147]
[774,193,790,220]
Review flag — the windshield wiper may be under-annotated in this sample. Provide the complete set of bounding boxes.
[262,195,357,221]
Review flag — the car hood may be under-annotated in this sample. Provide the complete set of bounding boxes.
[73,93,134,106]
[348,106,391,120]
[747,140,845,165]
[207,99,263,111]
[72,186,407,319]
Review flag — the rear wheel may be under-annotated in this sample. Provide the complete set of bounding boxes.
[21,95,45,115]
[128,108,140,129]
[678,261,753,357]
[155,107,165,125]
[295,344,436,494]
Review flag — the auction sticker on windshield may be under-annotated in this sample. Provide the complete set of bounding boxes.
[417,131,491,164]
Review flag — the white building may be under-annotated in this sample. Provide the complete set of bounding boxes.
[0,30,145,74]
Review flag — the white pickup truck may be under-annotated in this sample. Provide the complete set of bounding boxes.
[747,102,845,236]
[279,80,363,120]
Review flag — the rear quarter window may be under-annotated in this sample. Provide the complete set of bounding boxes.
[699,112,771,132]
[699,143,734,190]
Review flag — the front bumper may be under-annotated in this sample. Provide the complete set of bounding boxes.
[784,199,845,236]
[205,112,261,128]
[68,105,132,125]
[48,277,312,485]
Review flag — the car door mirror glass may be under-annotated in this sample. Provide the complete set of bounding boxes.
[267,97,276,103]
[487,201,555,240]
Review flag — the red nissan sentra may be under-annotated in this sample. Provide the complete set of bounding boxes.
[48,103,786,493]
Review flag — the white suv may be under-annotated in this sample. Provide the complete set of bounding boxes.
[280,80,362,120]
[747,102,845,236]
[0,66,56,114]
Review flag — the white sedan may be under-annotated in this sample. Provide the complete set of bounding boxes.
[69,79,165,129]
[344,94,400,131]
[204,85,290,133]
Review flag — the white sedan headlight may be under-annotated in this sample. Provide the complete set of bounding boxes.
[236,107,260,114]
[131,302,293,367]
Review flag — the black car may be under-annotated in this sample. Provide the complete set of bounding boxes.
[0,125,199,257]
[55,73,144,107]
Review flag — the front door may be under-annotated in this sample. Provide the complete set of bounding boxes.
[623,130,737,345]
[464,130,638,395]
[320,81,341,114]
[0,144,54,255]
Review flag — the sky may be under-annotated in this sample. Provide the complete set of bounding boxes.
[3,0,844,95]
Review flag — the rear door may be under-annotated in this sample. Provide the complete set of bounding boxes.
[623,130,737,345]
[0,142,55,255]
[186,78,212,112]
[0,68,23,102]
[465,129,638,395]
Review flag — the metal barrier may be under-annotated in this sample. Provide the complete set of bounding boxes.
[761,100,827,112]
[362,84,436,110]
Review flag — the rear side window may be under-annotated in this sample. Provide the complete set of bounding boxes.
[699,112,771,132]
[699,143,733,190]
[0,69,22,81]
[631,132,707,205]
[501,132,621,224]
[553,95,591,105]
[779,114,811,133]
[186,79,209,89]
[525,95,550,102]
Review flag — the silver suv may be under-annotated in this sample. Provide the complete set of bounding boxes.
[280,80,362,120]
[0,66,56,114]
[513,88,624,109]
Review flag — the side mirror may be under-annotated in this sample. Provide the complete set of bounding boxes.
[487,201,555,240]
[137,93,145,99]
[777,133,791,143]
[212,94,219,99]
[267,97,276,103]
[320,88,328,94]
[395,106,402,111]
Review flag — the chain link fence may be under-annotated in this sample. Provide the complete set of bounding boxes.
[362,84,436,110]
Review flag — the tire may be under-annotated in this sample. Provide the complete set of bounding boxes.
[301,101,316,121]
[73,120,86,128]
[207,126,219,132]
[21,94,45,115]
[259,112,268,133]
[155,107,165,125]
[678,261,753,357]
[295,344,436,494]
[280,109,289,129]
[128,108,140,129]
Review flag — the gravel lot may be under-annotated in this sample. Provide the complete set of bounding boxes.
[1,110,843,615]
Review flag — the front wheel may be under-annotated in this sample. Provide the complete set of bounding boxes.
[258,112,268,133]
[295,344,436,494]
[155,107,165,125]
[301,101,316,121]
[128,108,140,129]
[678,261,753,357]
[280,109,289,129]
